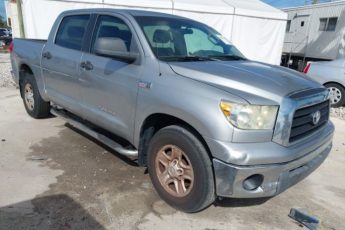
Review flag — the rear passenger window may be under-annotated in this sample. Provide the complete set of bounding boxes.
[91,15,134,53]
[55,15,90,51]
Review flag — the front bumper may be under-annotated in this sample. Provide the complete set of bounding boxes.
[212,123,334,198]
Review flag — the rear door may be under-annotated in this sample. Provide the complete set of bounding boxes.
[79,14,143,141]
[42,14,90,115]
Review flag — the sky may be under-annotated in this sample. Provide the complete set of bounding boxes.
[262,0,336,8]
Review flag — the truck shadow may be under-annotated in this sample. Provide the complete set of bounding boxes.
[0,194,105,229]
[214,197,271,208]
[65,123,138,167]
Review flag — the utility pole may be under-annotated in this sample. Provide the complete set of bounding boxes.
[16,0,25,37]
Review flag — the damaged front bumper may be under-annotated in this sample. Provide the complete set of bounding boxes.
[212,123,333,198]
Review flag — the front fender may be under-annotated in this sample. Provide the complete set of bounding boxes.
[133,63,247,149]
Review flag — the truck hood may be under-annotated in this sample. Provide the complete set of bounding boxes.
[168,61,322,104]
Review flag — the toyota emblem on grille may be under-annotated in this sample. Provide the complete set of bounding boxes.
[311,110,321,125]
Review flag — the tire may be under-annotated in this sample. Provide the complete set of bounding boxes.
[20,72,50,118]
[325,83,345,108]
[147,125,215,213]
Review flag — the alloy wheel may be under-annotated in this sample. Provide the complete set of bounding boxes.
[24,83,35,111]
[155,144,194,197]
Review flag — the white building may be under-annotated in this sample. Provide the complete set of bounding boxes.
[8,0,287,65]
[282,0,345,70]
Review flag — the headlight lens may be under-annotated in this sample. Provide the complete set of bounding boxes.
[220,101,278,130]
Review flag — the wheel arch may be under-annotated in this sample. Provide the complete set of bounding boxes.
[137,113,212,166]
[18,63,33,98]
[18,62,49,101]
[324,81,345,89]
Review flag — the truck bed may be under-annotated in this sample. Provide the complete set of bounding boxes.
[11,38,47,85]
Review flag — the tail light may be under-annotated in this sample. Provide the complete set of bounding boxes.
[8,42,14,53]
[303,63,311,74]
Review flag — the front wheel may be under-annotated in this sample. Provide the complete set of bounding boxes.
[147,125,215,213]
[325,83,345,108]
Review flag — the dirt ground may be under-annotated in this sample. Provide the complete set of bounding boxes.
[0,87,345,230]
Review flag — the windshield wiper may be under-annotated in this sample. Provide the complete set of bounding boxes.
[208,55,247,61]
[159,55,215,62]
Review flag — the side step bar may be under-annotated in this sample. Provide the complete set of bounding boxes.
[51,108,138,157]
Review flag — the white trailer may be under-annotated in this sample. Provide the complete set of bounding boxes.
[282,0,345,70]
[8,0,287,65]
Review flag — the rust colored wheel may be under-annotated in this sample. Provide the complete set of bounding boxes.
[147,125,215,213]
[155,145,194,197]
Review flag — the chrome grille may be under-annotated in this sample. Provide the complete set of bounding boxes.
[289,100,330,142]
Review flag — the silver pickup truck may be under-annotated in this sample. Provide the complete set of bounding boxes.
[11,9,334,212]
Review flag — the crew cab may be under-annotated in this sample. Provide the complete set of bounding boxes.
[10,9,334,212]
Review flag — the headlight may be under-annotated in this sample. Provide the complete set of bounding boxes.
[220,100,278,130]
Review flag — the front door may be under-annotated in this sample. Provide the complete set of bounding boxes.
[79,14,142,141]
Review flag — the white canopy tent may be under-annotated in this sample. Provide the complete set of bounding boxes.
[18,0,287,65]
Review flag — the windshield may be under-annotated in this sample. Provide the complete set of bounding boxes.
[134,16,246,62]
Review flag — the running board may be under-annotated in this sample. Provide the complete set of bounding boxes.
[51,108,138,157]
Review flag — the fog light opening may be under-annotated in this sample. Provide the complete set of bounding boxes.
[243,174,264,191]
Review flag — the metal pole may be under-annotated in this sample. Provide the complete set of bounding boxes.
[302,35,309,68]
[288,46,293,68]
[16,0,25,38]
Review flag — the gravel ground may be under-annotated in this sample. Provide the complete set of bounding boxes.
[330,107,345,121]
[0,54,15,88]
[1,87,345,229]
[1,52,345,120]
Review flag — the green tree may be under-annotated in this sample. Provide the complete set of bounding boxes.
[0,15,8,28]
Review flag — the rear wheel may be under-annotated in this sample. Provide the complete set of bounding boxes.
[325,83,345,108]
[147,125,215,213]
[21,73,50,118]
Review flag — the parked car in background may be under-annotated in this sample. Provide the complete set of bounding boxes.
[10,9,334,212]
[0,37,12,46]
[0,28,12,46]
[0,28,11,36]
[0,28,9,38]
[304,59,345,107]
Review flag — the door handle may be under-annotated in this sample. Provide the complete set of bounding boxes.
[80,61,93,71]
[42,51,52,59]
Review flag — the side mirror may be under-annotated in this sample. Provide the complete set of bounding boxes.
[94,37,139,63]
